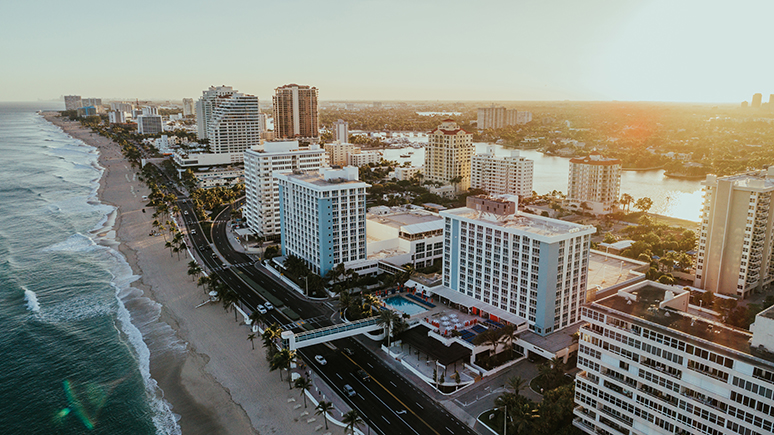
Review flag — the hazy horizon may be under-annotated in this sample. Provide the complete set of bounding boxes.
[2,0,772,104]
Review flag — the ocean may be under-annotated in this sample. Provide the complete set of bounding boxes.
[0,103,182,435]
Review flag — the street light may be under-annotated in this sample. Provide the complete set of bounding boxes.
[304,275,308,296]
[494,403,507,435]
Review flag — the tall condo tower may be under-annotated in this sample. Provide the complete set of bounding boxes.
[425,119,473,192]
[752,93,763,108]
[471,148,534,196]
[206,93,262,161]
[567,152,622,215]
[272,84,319,139]
[195,85,236,140]
[333,119,349,143]
[182,98,195,116]
[694,168,774,298]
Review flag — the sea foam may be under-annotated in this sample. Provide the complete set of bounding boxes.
[23,287,40,313]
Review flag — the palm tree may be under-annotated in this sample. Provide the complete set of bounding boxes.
[362,293,380,317]
[249,311,266,330]
[165,241,173,256]
[270,348,296,388]
[221,288,240,322]
[498,324,517,356]
[247,333,256,350]
[473,328,500,358]
[377,309,402,347]
[315,401,334,430]
[342,409,364,435]
[293,376,312,408]
[507,376,526,396]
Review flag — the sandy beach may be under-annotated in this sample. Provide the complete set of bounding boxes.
[43,113,347,435]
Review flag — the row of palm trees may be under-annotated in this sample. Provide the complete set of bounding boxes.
[490,373,577,435]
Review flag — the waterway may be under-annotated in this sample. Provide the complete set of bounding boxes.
[381,140,703,223]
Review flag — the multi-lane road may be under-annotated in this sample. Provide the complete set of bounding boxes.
[162,182,477,435]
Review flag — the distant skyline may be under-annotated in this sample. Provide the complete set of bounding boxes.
[1,0,772,103]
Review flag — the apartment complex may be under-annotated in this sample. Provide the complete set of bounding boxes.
[273,84,319,139]
[567,152,622,214]
[471,148,534,197]
[195,85,237,140]
[110,102,134,113]
[574,280,774,435]
[108,110,126,124]
[206,93,262,161]
[425,119,473,193]
[441,196,595,335]
[694,168,774,298]
[477,106,532,130]
[348,150,381,167]
[277,167,368,276]
[324,142,358,166]
[752,93,763,108]
[64,95,82,111]
[136,115,163,135]
[182,98,195,116]
[82,98,102,108]
[333,119,349,143]
[243,141,326,240]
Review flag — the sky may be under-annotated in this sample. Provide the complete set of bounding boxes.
[1,0,772,103]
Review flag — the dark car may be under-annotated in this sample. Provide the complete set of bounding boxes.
[342,348,354,356]
[356,369,370,382]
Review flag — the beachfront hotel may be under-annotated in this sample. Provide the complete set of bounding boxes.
[567,151,622,215]
[694,168,774,298]
[425,119,473,194]
[440,195,595,336]
[243,141,326,240]
[195,85,237,140]
[471,147,534,197]
[206,93,262,161]
[273,84,319,140]
[64,95,82,111]
[574,280,774,435]
[277,167,369,276]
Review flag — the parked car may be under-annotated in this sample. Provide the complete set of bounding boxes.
[343,384,356,397]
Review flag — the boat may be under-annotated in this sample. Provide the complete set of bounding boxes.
[399,154,410,158]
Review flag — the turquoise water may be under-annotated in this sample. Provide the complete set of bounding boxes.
[383,296,428,316]
[0,103,180,435]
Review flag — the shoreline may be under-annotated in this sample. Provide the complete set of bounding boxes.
[42,112,349,435]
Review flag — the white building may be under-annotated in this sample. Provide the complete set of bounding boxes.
[277,167,369,276]
[142,106,158,116]
[440,195,595,335]
[182,98,195,116]
[243,141,326,240]
[574,280,774,435]
[136,115,164,135]
[366,206,444,270]
[323,142,359,166]
[471,148,534,197]
[191,167,243,189]
[82,98,102,109]
[206,93,261,161]
[64,95,82,111]
[173,150,239,167]
[348,150,381,167]
[425,119,473,193]
[477,106,518,130]
[110,102,133,113]
[389,166,423,181]
[695,168,774,298]
[333,119,349,143]
[108,110,127,124]
[567,152,622,214]
[195,85,236,140]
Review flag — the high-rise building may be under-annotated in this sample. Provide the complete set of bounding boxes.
[769,94,774,106]
[110,102,133,113]
[82,98,102,108]
[567,152,622,214]
[477,106,515,130]
[206,93,262,160]
[471,148,534,197]
[516,111,533,124]
[323,142,359,166]
[277,167,368,276]
[108,110,127,124]
[441,196,595,335]
[425,119,473,192]
[64,95,82,111]
[694,168,774,298]
[195,85,237,140]
[136,115,163,135]
[243,141,326,240]
[574,280,774,435]
[182,98,195,116]
[333,119,349,143]
[752,93,763,108]
[273,84,319,139]
[142,106,158,116]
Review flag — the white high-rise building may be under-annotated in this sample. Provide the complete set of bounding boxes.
[136,115,163,135]
[567,152,622,214]
[695,168,774,298]
[243,141,326,240]
[64,95,82,111]
[142,106,158,116]
[425,119,473,193]
[206,93,261,161]
[347,150,381,167]
[110,102,133,113]
[196,85,236,140]
[277,167,369,276]
[182,98,195,116]
[441,196,595,335]
[477,106,519,130]
[471,148,534,197]
[574,280,774,435]
[108,110,127,124]
[333,119,349,143]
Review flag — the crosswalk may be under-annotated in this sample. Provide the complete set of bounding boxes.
[210,262,253,272]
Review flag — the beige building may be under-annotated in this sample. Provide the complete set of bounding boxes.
[471,147,534,196]
[695,168,774,297]
[424,119,473,193]
[567,152,621,214]
[273,84,319,139]
[324,142,359,166]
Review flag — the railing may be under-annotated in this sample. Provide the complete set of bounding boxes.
[295,316,380,343]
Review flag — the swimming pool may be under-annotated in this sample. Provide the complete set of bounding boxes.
[383,296,428,316]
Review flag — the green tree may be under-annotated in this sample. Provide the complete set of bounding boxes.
[293,376,312,408]
[342,410,364,435]
[247,333,257,350]
[634,197,654,213]
[315,401,334,430]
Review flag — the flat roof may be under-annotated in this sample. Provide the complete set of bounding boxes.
[441,208,595,239]
[278,171,369,189]
[367,211,442,230]
[586,250,648,292]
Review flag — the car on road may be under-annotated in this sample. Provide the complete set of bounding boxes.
[264,302,274,310]
[356,369,370,382]
[315,355,327,365]
[342,348,354,356]
[191,229,196,235]
[256,305,267,314]
[343,384,356,397]
[184,211,189,215]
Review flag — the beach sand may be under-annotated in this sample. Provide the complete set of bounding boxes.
[43,113,347,435]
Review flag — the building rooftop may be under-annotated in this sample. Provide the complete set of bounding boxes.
[585,250,648,293]
[703,168,774,190]
[594,283,774,365]
[367,210,442,231]
[569,152,621,166]
[441,207,595,239]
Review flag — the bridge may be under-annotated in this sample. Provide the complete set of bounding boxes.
[281,316,385,350]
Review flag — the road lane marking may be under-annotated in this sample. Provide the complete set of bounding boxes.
[382,416,390,423]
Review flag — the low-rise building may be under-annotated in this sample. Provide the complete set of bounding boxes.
[348,150,381,167]
[389,166,423,181]
[366,206,445,270]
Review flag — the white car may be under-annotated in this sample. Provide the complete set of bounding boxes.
[256,305,268,315]
[184,211,189,215]
[264,302,274,310]
[315,355,327,365]
[191,229,196,235]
